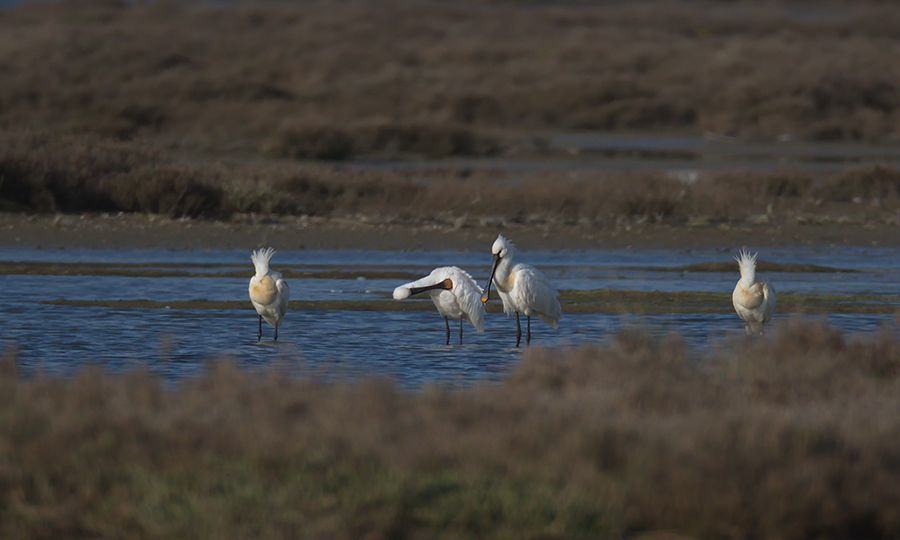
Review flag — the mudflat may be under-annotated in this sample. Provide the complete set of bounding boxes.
[1,212,897,251]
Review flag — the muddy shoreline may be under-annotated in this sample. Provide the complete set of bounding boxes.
[1,212,898,251]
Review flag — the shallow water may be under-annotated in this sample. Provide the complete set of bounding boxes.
[354,132,900,174]
[2,246,898,385]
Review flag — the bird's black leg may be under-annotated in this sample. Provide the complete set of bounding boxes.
[274,326,278,342]
[459,318,464,345]
[445,316,450,346]
[527,315,531,345]
[515,312,522,348]
[257,315,262,342]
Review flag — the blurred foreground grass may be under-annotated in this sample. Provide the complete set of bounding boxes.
[2,318,900,539]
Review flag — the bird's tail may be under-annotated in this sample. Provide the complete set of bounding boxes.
[251,247,276,275]
[734,248,757,287]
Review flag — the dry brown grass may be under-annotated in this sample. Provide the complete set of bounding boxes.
[5,0,900,227]
[0,131,222,217]
[2,318,900,539]
[8,128,900,225]
[3,0,900,156]
[260,118,501,161]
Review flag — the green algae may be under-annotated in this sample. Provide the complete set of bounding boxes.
[40,289,900,315]
[559,289,899,314]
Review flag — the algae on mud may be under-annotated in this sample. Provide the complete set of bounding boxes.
[40,289,900,315]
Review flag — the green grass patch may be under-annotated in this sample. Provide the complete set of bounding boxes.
[3,454,623,540]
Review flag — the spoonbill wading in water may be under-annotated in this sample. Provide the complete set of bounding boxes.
[249,247,290,341]
[393,266,486,345]
[482,235,561,347]
[732,249,775,335]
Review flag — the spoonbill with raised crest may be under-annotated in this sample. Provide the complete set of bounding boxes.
[732,248,776,335]
[482,235,561,347]
[249,247,290,342]
[393,266,485,345]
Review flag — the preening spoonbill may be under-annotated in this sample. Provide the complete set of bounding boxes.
[249,247,290,341]
[732,249,776,335]
[393,266,486,345]
[482,235,561,347]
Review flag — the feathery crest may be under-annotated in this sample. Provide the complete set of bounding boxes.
[251,247,276,275]
[492,234,516,256]
[734,248,757,286]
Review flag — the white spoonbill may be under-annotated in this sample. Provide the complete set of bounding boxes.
[249,247,290,342]
[732,249,776,335]
[393,266,485,345]
[481,235,561,347]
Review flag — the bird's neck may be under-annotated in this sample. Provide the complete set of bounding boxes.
[494,258,514,292]
[739,270,756,289]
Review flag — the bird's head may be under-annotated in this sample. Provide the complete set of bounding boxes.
[491,234,513,260]
[484,235,514,303]
[393,286,412,300]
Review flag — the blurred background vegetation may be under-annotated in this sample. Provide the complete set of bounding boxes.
[2,0,900,222]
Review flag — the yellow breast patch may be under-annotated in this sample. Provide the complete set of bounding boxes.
[250,276,278,305]
[736,283,765,310]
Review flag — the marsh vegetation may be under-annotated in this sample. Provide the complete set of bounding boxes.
[4,131,900,231]
[4,0,900,147]
[2,0,900,231]
[2,319,900,539]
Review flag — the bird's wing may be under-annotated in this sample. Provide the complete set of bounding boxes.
[497,290,516,316]
[762,279,775,322]
[451,268,486,333]
[453,267,484,294]
[514,264,562,325]
[276,278,290,317]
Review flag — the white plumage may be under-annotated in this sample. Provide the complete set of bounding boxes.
[732,249,776,335]
[482,234,561,347]
[393,266,485,345]
[249,247,290,341]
